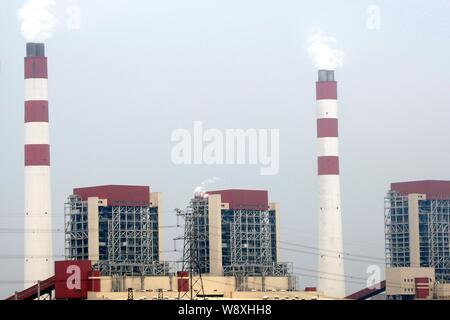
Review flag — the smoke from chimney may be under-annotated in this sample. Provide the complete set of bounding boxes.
[307,34,345,70]
[194,176,222,197]
[18,0,56,43]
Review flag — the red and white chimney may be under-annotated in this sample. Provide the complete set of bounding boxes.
[24,43,53,286]
[316,70,345,298]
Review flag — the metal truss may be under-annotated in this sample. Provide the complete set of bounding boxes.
[226,209,273,276]
[65,196,168,277]
[106,206,168,276]
[384,192,410,267]
[385,192,450,283]
[222,209,292,278]
[423,199,450,283]
[64,195,89,260]
[176,197,207,300]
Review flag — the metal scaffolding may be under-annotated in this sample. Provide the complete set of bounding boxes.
[420,199,450,283]
[65,195,169,277]
[384,191,411,267]
[385,191,450,283]
[224,209,275,276]
[64,195,89,260]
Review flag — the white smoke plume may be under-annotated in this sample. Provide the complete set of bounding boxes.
[307,34,345,70]
[194,177,223,198]
[18,0,57,42]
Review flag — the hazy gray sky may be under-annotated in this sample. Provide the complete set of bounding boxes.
[0,0,449,297]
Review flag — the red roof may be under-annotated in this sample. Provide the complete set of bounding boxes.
[206,189,269,210]
[391,180,450,200]
[73,185,150,207]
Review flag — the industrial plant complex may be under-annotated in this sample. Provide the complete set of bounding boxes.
[2,40,448,301]
[61,186,301,300]
[2,8,449,300]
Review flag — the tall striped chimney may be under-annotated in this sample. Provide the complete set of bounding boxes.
[24,43,53,286]
[316,70,345,298]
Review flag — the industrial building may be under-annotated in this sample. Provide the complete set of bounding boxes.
[385,180,450,299]
[61,186,302,298]
[7,186,351,300]
[64,185,169,276]
[180,190,292,280]
[6,259,338,300]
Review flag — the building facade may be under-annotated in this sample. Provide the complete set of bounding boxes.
[65,185,168,276]
[183,190,292,280]
[385,180,450,299]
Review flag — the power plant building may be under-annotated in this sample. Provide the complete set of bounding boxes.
[185,190,292,279]
[385,180,450,299]
[64,185,169,276]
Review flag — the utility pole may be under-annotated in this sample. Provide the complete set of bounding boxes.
[157,288,164,300]
[175,198,206,300]
[37,281,41,300]
[127,288,134,300]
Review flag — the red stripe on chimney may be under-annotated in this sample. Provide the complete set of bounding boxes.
[318,156,340,175]
[25,101,49,123]
[316,81,337,100]
[317,118,338,138]
[25,144,50,166]
[24,57,48,79]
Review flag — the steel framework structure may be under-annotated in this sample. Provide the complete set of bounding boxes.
[223,209,279,276]
[176,198,207,300]
[419,199,450,283]
[384,191,410,267]
[65,195,168,277]
[385,191,450,283]
[64,195,89,260]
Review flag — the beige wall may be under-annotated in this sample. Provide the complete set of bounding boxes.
[99,275,291,293]
[92,275,305,300]
[208,194,223,276]
[386,267,435,297]
[102,276,176,292]
[408,194,426,267]
[269,202,280,263]
[87,197,101,262]
[150,192,164,261]
[435,283,450,300]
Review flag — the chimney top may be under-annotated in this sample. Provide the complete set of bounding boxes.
[26,43,45,57]
[318,70,335,82]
